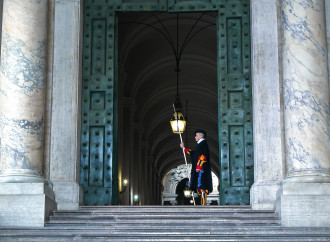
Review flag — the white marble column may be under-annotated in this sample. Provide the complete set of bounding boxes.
[282,0,330,181]
[0,0,48,182]
[0,0,56,227]
[250,0,285,210]
[279,0,330,227]
[0,0,4,60]
[325,0,330,97]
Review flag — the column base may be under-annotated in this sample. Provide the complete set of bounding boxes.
[0,169,47,183]
[52,181,82,210]
[277,177,330,227]
[0,182,56,227]
[250,181,281,210]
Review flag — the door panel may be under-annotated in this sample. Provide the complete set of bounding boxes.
[81,0,167,206]
[116,0,167,11]
[80,0,116,205]
[168,0,217,12]
[218,0,253,205]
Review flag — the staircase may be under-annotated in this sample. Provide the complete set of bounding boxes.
[1,206,330,241]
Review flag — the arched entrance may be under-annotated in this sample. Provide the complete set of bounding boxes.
[80,0,253,206]
[162,164,220,205]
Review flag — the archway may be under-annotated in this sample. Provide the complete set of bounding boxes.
[162,164,220,205]
[117,12,218,205]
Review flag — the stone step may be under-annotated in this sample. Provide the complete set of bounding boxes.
[1,231,330,242]
[79,205,252,211]
[51,206,278,220]
[3,226,330,235]
[49,214,279,221]
[2,206,329,241]
[47,206,280,226]
[53,209,275,216]
[45,220,281,227]
[48,206,280,227]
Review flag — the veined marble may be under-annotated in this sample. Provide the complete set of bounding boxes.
[0,0,48,178]
[282,0,330,177]
[0,0,56,228]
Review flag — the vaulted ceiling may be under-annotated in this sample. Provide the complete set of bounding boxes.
[118,12,219,180]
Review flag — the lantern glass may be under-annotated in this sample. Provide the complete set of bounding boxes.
[184,189,191,198]
[134,195,139,201]
[170,112,186,133]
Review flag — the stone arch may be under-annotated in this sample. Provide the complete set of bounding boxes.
[162,164,220,205]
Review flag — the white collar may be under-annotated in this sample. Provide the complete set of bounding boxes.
[197,138,205,144]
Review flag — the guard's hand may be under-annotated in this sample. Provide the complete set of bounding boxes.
[180,142,185,149]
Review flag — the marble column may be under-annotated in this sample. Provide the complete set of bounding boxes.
[0,0,56,227]
[0,0,48,182]
[326,0,330,96]
[0,0,3,60]
[279,0,330,226]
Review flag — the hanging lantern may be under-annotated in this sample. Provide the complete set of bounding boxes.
[183,187,191,198]
[170,111,186,134]
[133,194,139,202]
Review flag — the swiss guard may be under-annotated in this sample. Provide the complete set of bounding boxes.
[180,129,213,205]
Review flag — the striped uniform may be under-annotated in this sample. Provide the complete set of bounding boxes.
[184,140,212,205]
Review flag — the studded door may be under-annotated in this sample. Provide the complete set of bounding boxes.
[218,0,253,205]
[80,0,117,205]
[81,0,253,206]
[80,0,169,206]
[168,0,217,11]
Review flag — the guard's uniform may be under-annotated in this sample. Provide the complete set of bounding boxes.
[184,136,213,205]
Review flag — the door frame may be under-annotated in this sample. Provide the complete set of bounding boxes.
[50,0,284,210]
